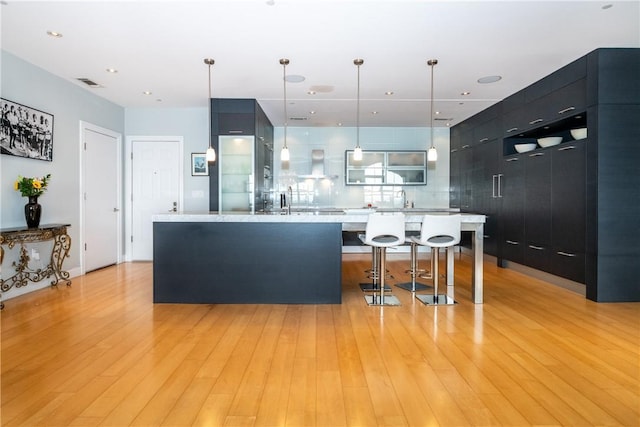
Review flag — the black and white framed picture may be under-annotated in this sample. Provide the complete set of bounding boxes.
[0,98,54,162]
[191,153,208,176]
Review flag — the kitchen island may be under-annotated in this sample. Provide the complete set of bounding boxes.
[152,211,486,304]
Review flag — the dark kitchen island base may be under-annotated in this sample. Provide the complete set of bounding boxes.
[153,221,343,304]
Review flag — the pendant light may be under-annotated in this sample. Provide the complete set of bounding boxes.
[353,58,364,161]
[280,58,290,162]
[204,58,216,163]
[427,59,438,162]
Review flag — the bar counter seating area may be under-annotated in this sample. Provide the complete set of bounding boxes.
[151,210,486,306]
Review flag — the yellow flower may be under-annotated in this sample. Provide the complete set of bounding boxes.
[14,180,19,191]
[33,180,42,189]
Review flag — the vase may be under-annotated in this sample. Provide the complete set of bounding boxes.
[25,196,41,228]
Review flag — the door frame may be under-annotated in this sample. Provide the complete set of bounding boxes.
[124,135,184,262]
[79,121,123,274]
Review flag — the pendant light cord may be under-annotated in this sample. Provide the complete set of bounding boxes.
[356,60,361,149]
[204,58,216,162]
[429,60,435,147]
[208,62,212,150]
[427,59,438,161]
[282,59,288,150]
[354,58,364,151]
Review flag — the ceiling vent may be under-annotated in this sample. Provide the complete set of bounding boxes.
[76,78,102,88]
[289,117,308,121]
[434,117,453,121]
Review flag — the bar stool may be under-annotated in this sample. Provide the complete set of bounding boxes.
[358,238,391,293]
[361,213,405,306]
[395,233,431,293]
[413,214,462,305]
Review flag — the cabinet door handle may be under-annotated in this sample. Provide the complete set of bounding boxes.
[506,240,519,245]
[529,152,545,157]
[450,148,458,153]
[492,175,496,198]
[479,137,489,143]
[529,118,544,125]
[557,251,576,257]
[558,106,576,115]
[506,157,519,162]
[228,130,244,134]
[497,174,503,197]
[506,127,519,133]
[558,145,575,151]
[528,245,545,250]
[462,144,471,149]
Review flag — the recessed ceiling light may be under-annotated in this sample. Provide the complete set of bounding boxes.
[307,90,316,95]
[47,31,63,38]
[385,91,394,96]
[435,111,440,115]
[337,122,343,126]
[143,91,152,95]
[106,68,118,74]
[461,91,471,96]
[602,4,613,9]
[371,111,378,115]
[309,110,316,114]
[477,75,502,84]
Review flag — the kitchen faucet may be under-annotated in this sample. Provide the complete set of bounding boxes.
[398,189,407,209]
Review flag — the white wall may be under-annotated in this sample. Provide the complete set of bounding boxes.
[1,50,124,300]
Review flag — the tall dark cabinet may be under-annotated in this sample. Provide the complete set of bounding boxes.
[449,48,639,302]
[209,98,274,212]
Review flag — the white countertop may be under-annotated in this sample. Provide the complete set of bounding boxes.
[152,210,486,225]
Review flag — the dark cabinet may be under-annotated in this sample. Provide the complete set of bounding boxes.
[451,47,639,302]
[209,99,274,212]
[550,141,586,283]
[217,113,255,134]
[472,140,500,256]
[524,151,552,272]
[500,157,525,264]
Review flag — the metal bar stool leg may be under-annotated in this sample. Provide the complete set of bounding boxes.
[396,241,430,292]
[416,247,455,305]
[365,247,401,306]
[360,246,391,292]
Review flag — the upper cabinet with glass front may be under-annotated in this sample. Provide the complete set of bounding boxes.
[345,150,427,185]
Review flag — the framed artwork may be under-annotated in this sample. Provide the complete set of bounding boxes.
[0,98,54,162]
[191,153,208,176]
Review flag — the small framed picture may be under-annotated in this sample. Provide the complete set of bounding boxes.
[191,153,208,176]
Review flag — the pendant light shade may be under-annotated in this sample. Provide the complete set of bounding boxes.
[280,58,290,162]
[204,58,216,163]
[427,59,438,162]
[353,58,364,161]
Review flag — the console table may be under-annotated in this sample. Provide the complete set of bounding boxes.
[0,223,72,309]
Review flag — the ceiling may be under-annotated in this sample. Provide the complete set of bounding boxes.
[2,0,639,128]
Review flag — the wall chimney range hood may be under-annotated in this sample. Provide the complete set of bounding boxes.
[297,149,338,179]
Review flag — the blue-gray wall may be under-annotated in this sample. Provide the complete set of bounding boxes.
[1,50,124,300]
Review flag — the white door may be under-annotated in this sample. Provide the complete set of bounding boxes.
[131,138,182,260]
[82,123,121,272]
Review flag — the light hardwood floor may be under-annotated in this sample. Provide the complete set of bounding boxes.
[1,254,639,426]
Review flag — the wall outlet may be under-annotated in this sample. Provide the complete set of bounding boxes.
[31,248,40,261]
